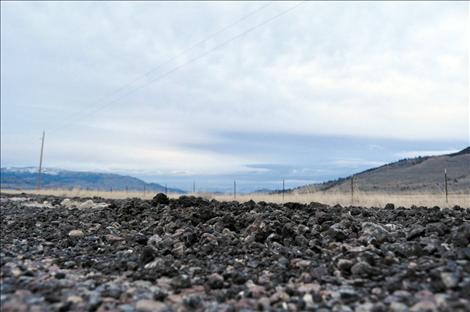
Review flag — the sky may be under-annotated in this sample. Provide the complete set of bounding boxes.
[1,1,469,192]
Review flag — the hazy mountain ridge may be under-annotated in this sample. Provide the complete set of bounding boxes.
[0,167,185,193]
[294,147,470,194]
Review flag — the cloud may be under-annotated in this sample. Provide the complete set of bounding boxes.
[330,159,386,169]
[1,1,468,183]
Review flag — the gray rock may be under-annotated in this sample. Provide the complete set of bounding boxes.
[144,258,166,270]
[440,272,460,289]
[68,229,84,237]
[407,225,425,240]
[360,222,389,245]
[207,273,224,289]
[119,304,135,312]
[105,234,125,242]
[136,299,170,312]
[183,294,202,309]
[410,300,437,312]
[172,242,185,257]
[171,274,191,289]
[63,261,76,269]
[101,283,122,299]
[148,234,163,247]
[390,302,410,312]
[354,303,374,312]
[384,203,395,209]
[451,223,470,247]
[337,259,353,272]
[338,287,359,303]
[79,199,96,209]
[151,193,170,206]
[332,304,353,312]
[351,262,376,277]
[87,291,102,310]
[425,222,446,236]
[327,223,349,242]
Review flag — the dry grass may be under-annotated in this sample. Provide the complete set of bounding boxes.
[0,188,171,200]
[212,192,469,208]
[1,188,468,208]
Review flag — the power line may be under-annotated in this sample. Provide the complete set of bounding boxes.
[48,1,304,134]
[48,2,274,134]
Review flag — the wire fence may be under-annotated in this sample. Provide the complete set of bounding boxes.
[2,183,469,208]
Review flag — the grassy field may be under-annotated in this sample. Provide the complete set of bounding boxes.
[1,188,468,208]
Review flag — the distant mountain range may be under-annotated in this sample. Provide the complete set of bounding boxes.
[293,147,470,194]
[0,167,185,193]
[2,147,469,196]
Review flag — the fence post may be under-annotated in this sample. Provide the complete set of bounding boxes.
[444,168,448,203]
[351,175,354,205]
[234,180,237,201]
[282,178,285,202]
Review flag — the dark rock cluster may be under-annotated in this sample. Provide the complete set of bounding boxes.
[1,193,469,311]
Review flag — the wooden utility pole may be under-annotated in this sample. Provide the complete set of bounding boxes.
[193,181,196,194]
[350,175,354,205]
[444,168,448,203]
[165,184,168,195]
[143,184,146,197]
[36,130,45,190]
[234,180,237,200]
[282,178,285,202]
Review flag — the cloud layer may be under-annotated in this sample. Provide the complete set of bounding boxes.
[1,2,468,189]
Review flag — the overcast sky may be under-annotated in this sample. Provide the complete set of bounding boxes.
[1,1,469,192]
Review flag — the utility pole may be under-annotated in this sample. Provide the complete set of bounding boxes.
[282,178,285,202]
[444,168,448,203]
[143,184,146,197]
[165,184,168,195]
[350,175,354,205]
[36,130,45,191]
[193,181,196,194]
[234,180,237,201]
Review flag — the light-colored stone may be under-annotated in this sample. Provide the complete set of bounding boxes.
[68,230,84,237]
[144,258,165,270]
[297,283,321,294]
[67,295,84,304]
[172,242,185,257]
[411,301,437,312]
[79,200,95,209]
[390,302,410,312]
[303,293,314,309]
[61,198,74,208]
[148,234,163,246]
[440,272,459,289]
[245,281,265,298]
[291,258,311,268]
[270,291,289,303]
[135,299,169,312]
[105,234,124,242]
[355,303,374,312]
